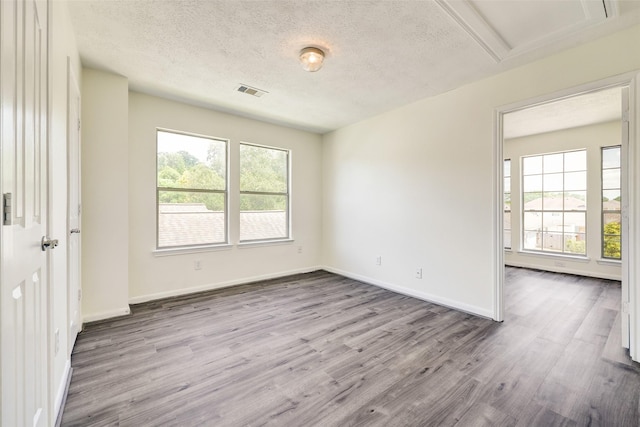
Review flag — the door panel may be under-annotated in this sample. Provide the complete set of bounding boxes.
[1,0,50,426]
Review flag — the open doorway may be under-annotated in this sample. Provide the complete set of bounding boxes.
[495,80,633,353]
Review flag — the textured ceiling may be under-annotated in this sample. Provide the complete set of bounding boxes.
[68,0,640,134]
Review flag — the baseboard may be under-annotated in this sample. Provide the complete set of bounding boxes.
[54,361,72,427]
[505,261,622,281]
[128,265,324,305]
[82,306,131,323]
[323,266,494,319]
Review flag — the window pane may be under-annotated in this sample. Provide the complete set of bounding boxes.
[504,229,511,249]
[504,177,511,193]
[504,193,511,210]
[564,171,586,191]
[523,212,542,231]
[543,212,563,233]
[604,213,621,227]
[603,235,621,259]
[503,211,511,230]
[565,150,586,171]
[565,192,586,210]
[157,131,226,191]
[564,212,586,232]
[523,174,542,192]
[565,233,586,255]
[240,194,288,241]
[543,153,563,173]
[543,232,563,252]
[542,192,562,211]
[602,146,620,169]
[523,193,542,210]
[158,191,225,247]
[240,145,288,193]
[523,156,542,175]
[603,190,621,211]
[602,169,620,190]
[504,159,511,177]
[543,173,563,191]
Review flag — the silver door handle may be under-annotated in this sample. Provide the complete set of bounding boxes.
[41,236,59,251]
[70,228,81,234]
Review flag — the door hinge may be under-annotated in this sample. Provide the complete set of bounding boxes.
[78,119,81,131]
[3,193,12,225]
[78,289,82,302]
[622,301,630,314]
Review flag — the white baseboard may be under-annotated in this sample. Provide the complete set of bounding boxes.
[128,266,323,305]
[505,261,622,281]
[53,360,71,425]
[323,266,494,319]
[82,306,131,323]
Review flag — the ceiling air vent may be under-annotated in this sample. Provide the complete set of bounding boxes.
[237,84,268,98]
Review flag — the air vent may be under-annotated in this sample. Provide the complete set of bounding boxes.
[237,84,268,98]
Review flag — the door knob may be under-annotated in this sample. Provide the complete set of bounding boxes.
[70,228,81,234]
[41,236,59,251]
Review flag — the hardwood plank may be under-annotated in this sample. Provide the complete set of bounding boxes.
[60,268,640,426]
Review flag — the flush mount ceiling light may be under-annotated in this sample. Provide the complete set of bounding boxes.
[299,47,325,72]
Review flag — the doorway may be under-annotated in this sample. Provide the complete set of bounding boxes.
[495,77,637,359]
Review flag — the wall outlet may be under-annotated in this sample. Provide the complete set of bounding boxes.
[194,260,202,270]
[376,256,382,266]
[415,268,422,279]
[298,246,303,254]
[55,329,60,355]
[554,261,565,268]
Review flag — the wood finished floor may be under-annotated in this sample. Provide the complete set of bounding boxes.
[61,268,640,426]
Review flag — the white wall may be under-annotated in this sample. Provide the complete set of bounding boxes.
[49,0,81,421]
[504,121,622,280]
[322,25,640,319]
[81,69,130,321]
[128,93,323,303]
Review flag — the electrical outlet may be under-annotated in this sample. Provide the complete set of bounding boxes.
[554,261,565,268]
[298,246,303,254]
[376,256,382,266]
[55,329,60,355]
[415,268,422,279]
[194,260,202,270]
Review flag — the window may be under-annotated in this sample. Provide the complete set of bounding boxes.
[602,146,621,260]
[156,130,227,248]
[504,159,511,249]
[522,150,587,255]
[239,143,290,242]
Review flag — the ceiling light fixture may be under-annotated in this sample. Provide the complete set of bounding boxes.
[299,47,325,72]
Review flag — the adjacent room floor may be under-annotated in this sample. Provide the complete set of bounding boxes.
[60,267,640,426]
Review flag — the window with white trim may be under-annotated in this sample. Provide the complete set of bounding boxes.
[239,143,290,242]
[522,150,587,255]
[504,159,511,249]
[156,129,228,248]
[602,146,621,260]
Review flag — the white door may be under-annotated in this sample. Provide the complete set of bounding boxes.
[67,61,82,351]
[1,0,51,426]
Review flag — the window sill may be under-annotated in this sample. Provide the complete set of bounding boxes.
[596,258,622,266]
[517,250,590,263]
[237,239,294,249]
[153,244,233,257]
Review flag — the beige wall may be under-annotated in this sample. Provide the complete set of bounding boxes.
[322,25,640,318]
[81,69,130,321]
[127,93,323,302]
[504,121,622,279]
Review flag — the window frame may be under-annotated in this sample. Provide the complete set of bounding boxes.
[238,142,291,243]
[601,145,622,260]
[155,128,229,250]
[521,149,588,256]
